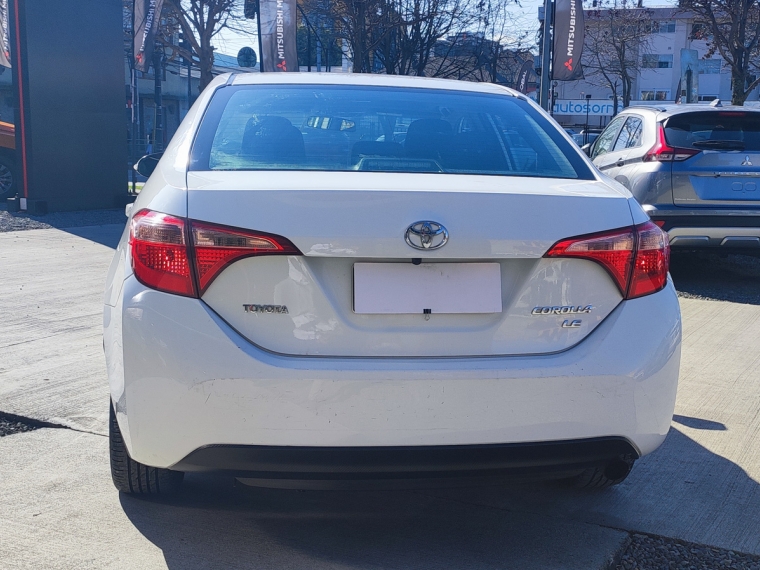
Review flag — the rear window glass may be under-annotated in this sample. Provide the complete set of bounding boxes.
[190,84,592,180]
[664,111,760,151]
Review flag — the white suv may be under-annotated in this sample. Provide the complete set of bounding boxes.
[104,73,680,495]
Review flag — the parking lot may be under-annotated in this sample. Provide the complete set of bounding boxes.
[1,212,760,569]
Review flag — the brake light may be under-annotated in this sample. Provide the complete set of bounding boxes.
[628,222,670,298]
[130,210,196,297]
[191,221,300,294]
[644,124,699,162]
[129,210,301,297]
[545,221,669,299]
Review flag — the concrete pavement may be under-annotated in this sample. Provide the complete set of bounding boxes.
[1,224,760,569]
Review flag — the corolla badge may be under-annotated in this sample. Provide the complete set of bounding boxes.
[405,221,448,250]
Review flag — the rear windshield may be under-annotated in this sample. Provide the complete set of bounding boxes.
[190,84,592,180]
[664,111,760,151]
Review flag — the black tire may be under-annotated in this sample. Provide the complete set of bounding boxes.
[572,455,636,489]
[0,154,16,201]
[109,403,184,495]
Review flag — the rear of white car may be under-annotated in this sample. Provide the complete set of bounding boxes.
[104,74,680,494]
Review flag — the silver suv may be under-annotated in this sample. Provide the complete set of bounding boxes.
[587,103,760,249]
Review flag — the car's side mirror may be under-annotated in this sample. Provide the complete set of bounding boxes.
[581,143,592,157]
[134,152,163,178]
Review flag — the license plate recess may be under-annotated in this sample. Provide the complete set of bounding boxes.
[353,262,502,315]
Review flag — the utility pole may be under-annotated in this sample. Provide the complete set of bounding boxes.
[539,0,553,110]
[130,6,137,193]
[315,8,322,72]
[153,45,163,153]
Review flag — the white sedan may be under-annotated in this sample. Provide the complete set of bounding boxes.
[104,73,680,495]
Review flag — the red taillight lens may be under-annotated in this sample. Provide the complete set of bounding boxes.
[545,227,635,293]
[130,210,196,297]
[644,124,699,162]
[191,222,300,294]
[628,221,670,299]
[545,221,669,299]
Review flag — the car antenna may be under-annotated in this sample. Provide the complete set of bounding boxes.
[710,99,723,107]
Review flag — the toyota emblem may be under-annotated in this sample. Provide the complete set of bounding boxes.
[405,221,448,250]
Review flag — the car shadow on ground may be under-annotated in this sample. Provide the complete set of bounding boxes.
[62,223,124,249]
[669,251,760,305]
[119,427,760,569]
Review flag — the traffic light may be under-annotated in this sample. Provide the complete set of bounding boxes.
[244,0,259,18]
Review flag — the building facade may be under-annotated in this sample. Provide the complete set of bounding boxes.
[552,7,760,128]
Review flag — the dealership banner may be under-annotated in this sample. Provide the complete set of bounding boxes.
[553,99,619,117]
[133,0,164,72]
[259,0,298,72]
[515,60,534,94]
[552,0,584,81]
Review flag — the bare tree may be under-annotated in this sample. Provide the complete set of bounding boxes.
[123,0,246,90]
[303,0,528,78]
[424,0,531,81]
[680,0,760,104]
[301,0,403,72]
[582,0,654,113]
[374,0,467,76]
[162,0,242,90]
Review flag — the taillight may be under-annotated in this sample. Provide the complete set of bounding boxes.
[191,221,300,294]
[130,210,196,297]
[627,222,670,299]
[643,124,699,162]
[129,210,301,297]
[545,221,669,300]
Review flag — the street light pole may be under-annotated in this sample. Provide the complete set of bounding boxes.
[584,94,591,146]
[539,0,553,110]
[153,45,163,153]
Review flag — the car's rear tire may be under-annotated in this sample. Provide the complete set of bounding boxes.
[109,403,184,495]
[572,455,635,489]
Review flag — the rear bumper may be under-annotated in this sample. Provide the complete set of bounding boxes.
[643,207,760,248]
[173,438,639,481]
[105,275,681,470]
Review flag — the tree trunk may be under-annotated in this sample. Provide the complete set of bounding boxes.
[731,72,747,106]
[199,36,214,91]
[622,74,632,108]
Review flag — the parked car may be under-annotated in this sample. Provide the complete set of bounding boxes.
[105,74,680,496]
[572,131,600,147]
[0,121,16,200]
[586,103,760,249]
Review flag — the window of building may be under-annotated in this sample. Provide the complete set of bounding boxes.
[698,59,721,74]
[640,90,671,101]
[642,54,673,69]
[691,23,713,40]
[698,95,718,102]
[653,21,676,33]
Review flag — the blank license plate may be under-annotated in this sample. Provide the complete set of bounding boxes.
[353,263,502,314]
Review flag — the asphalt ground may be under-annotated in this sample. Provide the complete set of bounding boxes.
[1,218,760,569]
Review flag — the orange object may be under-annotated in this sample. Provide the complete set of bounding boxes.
[0,121,15,150]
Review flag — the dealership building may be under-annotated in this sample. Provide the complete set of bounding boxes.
[552,6,760,128]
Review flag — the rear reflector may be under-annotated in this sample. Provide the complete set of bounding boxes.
[545,221,669,299]
[130,210,301,298]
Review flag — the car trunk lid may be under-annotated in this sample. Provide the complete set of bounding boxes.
[187,171,634,357]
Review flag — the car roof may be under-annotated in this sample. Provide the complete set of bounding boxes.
[226,72,523,98]
[621,102,760,119]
